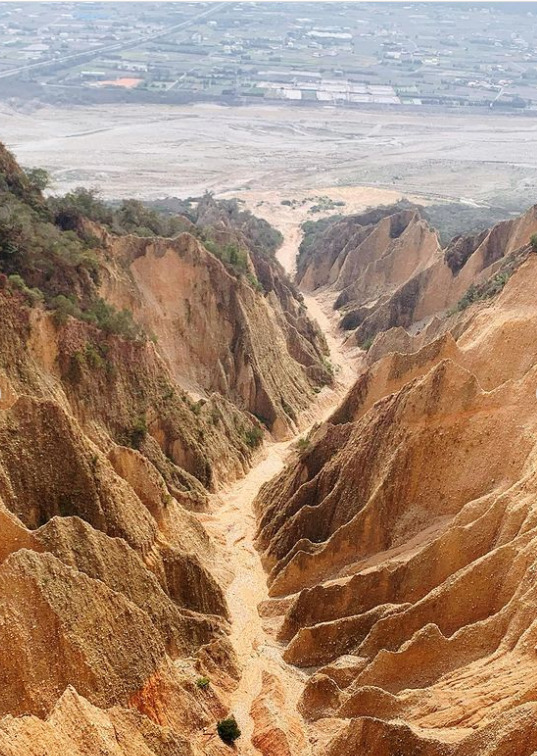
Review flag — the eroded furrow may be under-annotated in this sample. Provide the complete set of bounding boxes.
[203,288,358,755]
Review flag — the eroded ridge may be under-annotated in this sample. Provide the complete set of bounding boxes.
[4,130,537,756]
[255,239,537,754]
[0,142,336,756]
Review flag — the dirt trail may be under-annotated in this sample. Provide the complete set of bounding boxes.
[203,216,360,754]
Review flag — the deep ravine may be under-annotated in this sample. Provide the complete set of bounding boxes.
[201,229,360,753]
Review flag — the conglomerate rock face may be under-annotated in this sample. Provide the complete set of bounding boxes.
[297,202,537,352]
[103,230,330,440]
[255,242,537,754]
[0,142,330,756]
[4,131,537,756]
[0,320,238,754]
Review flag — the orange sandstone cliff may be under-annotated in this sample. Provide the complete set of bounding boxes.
[5,135,537,756]
[255,208,537,755]
[0,142,329,755]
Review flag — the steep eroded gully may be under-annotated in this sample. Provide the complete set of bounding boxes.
[201,230,360,755]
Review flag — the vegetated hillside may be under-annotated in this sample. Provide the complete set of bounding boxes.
[297,202,537,355]
[255,207,537,754]
[0,141,330,755]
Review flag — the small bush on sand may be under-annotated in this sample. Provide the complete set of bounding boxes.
[243,425,263,449]
[217,716,241,745]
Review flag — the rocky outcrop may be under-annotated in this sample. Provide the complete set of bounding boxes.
[0,549,167,718]
[0,142,331,754]
[250,672,311,756]
[297,203,416,289]
[0,372,237,747]
[0,687,197,756]
[254,250,537,754]
[297,202,537,351]
[101,231,329,439]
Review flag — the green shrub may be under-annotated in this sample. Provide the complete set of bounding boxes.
[82,298,143,340]
[190,399,205,416]
[453,269,513,313]
[162,385,175,401]
[217,716,241,745]
[7,273,27,293]
[50,294,144,341]
[296,436,310,454]
[308,196,346,215]
[26,288,44,306]
[455,283,480,311]
[0,190,101,301]
[66,350,86,384]
[8,274,44,307]
[51,189,196,240]
[84,343,105,370]
[205,197,283,256]
[531,233,537,252]
[51,294,82,325]
[299,215,343,266]
[246,273,264,292]
[129,415,148,449]
[243,424,263,449]
[203,237,250,274]
[322,356,334,375]
[24,167,50,192]
[51,187,114,229]
[196,677,210,690]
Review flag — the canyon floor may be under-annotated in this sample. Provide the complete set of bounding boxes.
[201,220,360,754]
[3,131,537,754]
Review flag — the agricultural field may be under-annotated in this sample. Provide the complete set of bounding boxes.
[1,2,537,111]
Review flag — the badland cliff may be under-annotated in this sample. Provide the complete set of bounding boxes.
[3,140,537,755]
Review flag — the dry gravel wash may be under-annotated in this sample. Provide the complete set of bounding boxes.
[3,102,537,206]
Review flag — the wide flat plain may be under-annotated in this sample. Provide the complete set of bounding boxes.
[2,102,537,208]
